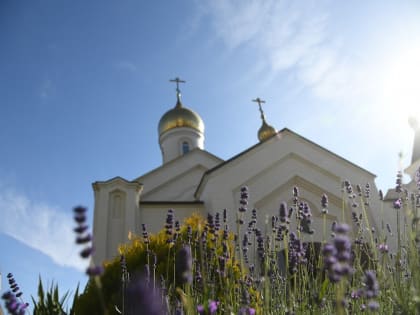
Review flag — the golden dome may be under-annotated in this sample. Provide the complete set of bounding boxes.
[258,120,277,142]
[158,95,204,136]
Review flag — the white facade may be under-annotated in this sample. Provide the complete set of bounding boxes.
[92,95,419,265]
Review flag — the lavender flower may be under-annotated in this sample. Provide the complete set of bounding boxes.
[125,275,165,315]
[73,206,103,276]
[142,223,150,244]
[279,202,289,223]
[363,270,379,298]
[378,243,388,253]
[396,171,403,193]
[393,198,402,210]
[209,300,219,314]
[321,193,329,214]
[299,202,314,234]
[175,245,193,285]
[165,209,175,244]
[322,223,353,283]
[1,291,28,315]
[239,186,249,213]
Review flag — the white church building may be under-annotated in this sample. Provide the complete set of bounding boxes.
[92,79,420,264]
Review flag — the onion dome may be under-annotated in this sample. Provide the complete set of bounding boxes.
[258,119,277,141]
[158,92,205,137]
[253,97,277,142]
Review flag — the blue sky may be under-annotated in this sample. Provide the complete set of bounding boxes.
[1,0,420,308]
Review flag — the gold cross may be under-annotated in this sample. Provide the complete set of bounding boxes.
[170,77,186,94]
[252,97,266,121]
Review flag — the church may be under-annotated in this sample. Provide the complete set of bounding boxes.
[92,78,420,265]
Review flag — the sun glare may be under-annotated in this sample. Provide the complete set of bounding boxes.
[381,47,420,124]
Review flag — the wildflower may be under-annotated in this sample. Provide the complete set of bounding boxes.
[393,198,402,210]
[363,270,379,298]
[322,223,353,283]
[1,291,29,315]
[197,305,205,314]
[365,182,371,197]
[239,186,249,213]
[379,190,384,201]
[396,171,403,193]
[208,300,219,314]
[279,202,289,223]
[6,274,25,300]
[368,300,380,311]
[86,266,104,276]
[377,243,388,254]
[142,223,150,244]
[299,202,314,234]
[120,255,129,283]
[321,193,328,214]
[125,275,165,315]
[175,245,193,285]
[386,223,392,234]
[239,307,256,315]
[73,206,103,276]
[357,184,362,196]
[293,186,299,205]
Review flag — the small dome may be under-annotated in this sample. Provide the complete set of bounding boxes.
[158,97,204,136]
[258,120,277,142]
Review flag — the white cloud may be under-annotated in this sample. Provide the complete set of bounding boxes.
[201,0,367,102]
[0,187,86,271]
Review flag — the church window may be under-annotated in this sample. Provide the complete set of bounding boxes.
[182,141,190,154]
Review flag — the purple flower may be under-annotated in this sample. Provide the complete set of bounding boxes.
[321,193,328,213]
[368,300,380,311]
[363,270,379,298]
[378,243,388,253]
[395,171,403,193]
[125,275,165,315]
[393,198,402,210]
[2,291,28,315]
[322,223,353,283]
[80,246,94,258]
[208,300,219,314]
[76,234,92,244]
[86,265,104,276]
[73,225,89,234]
[73,206,103,276]
[239,186,249,213]
[197,305,205,314]
[175,245,193,285]
[279,202,289,223]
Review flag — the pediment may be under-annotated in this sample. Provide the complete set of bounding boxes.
[196,128,376,198]
[141,164,209,201]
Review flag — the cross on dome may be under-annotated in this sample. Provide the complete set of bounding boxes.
[252,97,267,122]
[170,77,186,97]
[252,97,277,142]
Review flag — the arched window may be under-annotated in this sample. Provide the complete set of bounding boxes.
[182,141,190,154]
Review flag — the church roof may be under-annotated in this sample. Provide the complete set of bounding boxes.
[194,128,376,198]
[135,148,223,183]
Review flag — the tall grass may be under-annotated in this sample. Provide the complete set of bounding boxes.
[3,176,420,314]
[74,178,419,314]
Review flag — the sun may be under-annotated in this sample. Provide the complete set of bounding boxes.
[381,46,420,124]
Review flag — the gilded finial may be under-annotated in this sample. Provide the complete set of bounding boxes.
[252,97,277,142]
[170,77,186,107]
[252,97,267,123]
